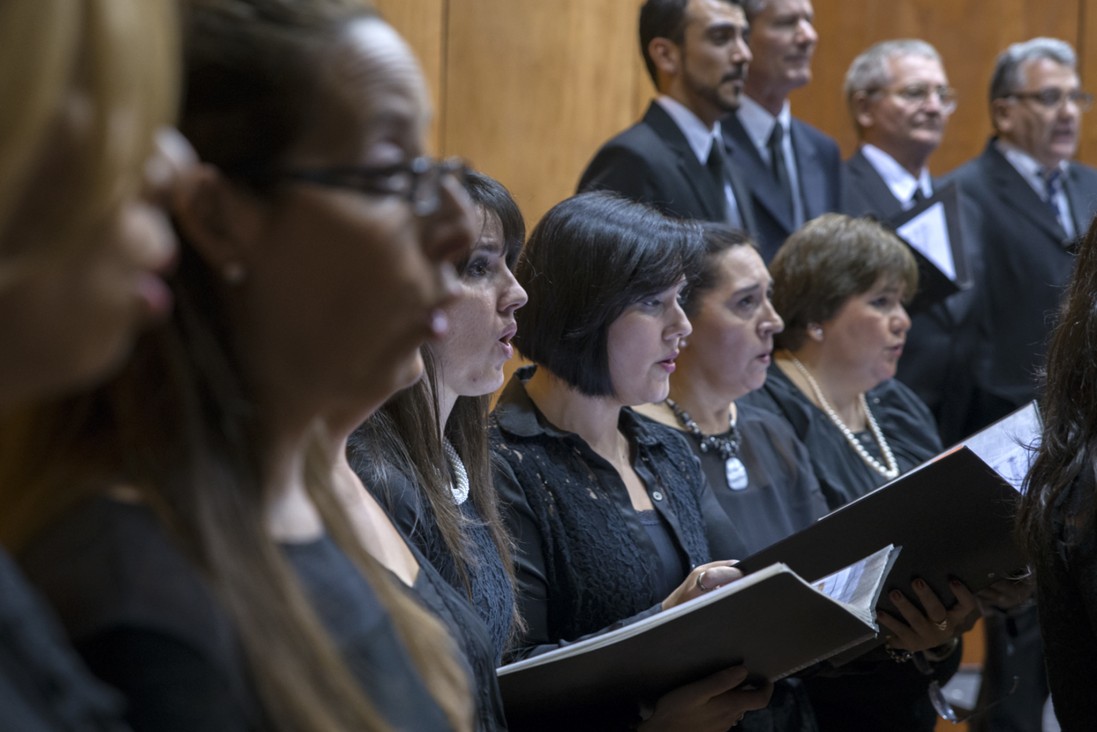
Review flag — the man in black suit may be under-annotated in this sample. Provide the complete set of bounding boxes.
[577,0,756,234]
[722,0,841,260]
[949,38,1097,432]
[839,39,972,444]
[949,38,1097,732]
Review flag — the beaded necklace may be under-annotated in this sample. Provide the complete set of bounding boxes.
[442,438,470,505]
[786,354,900,481]
[665,398,749,491]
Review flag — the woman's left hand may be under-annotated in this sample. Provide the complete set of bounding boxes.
[876,577,980,653]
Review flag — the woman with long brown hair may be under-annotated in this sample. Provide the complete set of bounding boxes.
[2,1,477,730]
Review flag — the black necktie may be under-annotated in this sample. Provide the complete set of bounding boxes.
[706,140,729,219]
[768,124,794,221]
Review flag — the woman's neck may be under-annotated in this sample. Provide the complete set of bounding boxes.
[666,375,739,435]
[777,347,865,429]
[524,367,629,465]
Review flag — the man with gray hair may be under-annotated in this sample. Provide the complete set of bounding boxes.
[839,39,974,445]
[947,37,1097,732]
[949,38,1097,430]
[720,0,841,259]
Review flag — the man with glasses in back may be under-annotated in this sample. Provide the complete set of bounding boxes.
[950,38,1097,431]
[948,37,1097,732]
[840,40,974,446]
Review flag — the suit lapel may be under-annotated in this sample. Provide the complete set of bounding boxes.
[723,113,795,232]
[1064,165,1097,238]
[985,143,1066,243]
[644,104,725,221]
[845,150,906,218]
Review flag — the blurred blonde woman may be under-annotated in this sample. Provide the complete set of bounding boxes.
[2,1,474,730]
[0,1,184,729]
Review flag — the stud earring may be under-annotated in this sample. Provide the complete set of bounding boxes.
[809,324,824,341]
[223,262,246,285]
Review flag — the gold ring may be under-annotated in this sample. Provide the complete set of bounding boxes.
[934,618,949,632]
[696,570,712,592]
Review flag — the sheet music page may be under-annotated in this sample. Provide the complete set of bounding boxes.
[896,201,955,279]
[962,402,1042,492]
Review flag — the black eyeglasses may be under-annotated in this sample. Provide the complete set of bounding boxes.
[273,156,469,217]
[870,83,958,113]
[1006,88,1094,111]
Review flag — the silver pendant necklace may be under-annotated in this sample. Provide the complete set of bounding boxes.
[666,398,749,491]
[442,438,470,505]
[786,355,900,480]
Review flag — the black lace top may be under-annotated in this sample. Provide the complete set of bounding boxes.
[348,447,514,663]
[490,367,748,661]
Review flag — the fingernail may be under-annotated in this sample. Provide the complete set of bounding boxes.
[914,578,927,590]
[890,590,903,601]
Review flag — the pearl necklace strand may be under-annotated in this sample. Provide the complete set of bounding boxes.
[786,354,900,481]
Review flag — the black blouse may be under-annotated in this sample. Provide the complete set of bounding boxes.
[21,498,452,732]
[659,401,829,554]
[743,366,959,732]
[490,368,748,659]
[744,365,942,510]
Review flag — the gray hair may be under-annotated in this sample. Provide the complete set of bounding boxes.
[844,39,942,101]
[989,37,1076,101]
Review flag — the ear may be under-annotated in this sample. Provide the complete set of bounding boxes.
[172,164,268,281]
[991,98,1013,134]
[851,91,876,131]
[648,37,681,81]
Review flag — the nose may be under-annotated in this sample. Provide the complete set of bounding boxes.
[500,267,528,314]
[733,34,752,65]
[760,298,784,335]
[796,18,818,46]
[421,173,474,272]
[893,304,912,334]
[669,299,692,341]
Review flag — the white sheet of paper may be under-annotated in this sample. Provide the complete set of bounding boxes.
[896,201,955,280]
[962,403,1042,492]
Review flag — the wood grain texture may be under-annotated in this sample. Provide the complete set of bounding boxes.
[798,0,1084,175]
[441,0,647,228]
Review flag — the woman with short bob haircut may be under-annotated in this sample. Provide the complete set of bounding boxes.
[492,192,772,730]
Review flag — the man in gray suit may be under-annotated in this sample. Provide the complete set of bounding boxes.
[840,39,972,444]
[578,0,756,234]
[721,0,841,259]
[949,37,1097,732]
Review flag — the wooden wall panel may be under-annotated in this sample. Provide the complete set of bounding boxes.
[373,0,446,153]
[798,0,1084,175]
[381,0,1095,222]
[442,0,647,228]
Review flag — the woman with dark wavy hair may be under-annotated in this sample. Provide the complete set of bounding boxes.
[1019,219,1097,730]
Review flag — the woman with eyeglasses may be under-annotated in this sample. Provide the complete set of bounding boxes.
[3,1,480,730]
[0,1,184,729]
[491,192,773,730]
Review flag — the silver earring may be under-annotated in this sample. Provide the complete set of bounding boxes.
[809,325,824,341]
